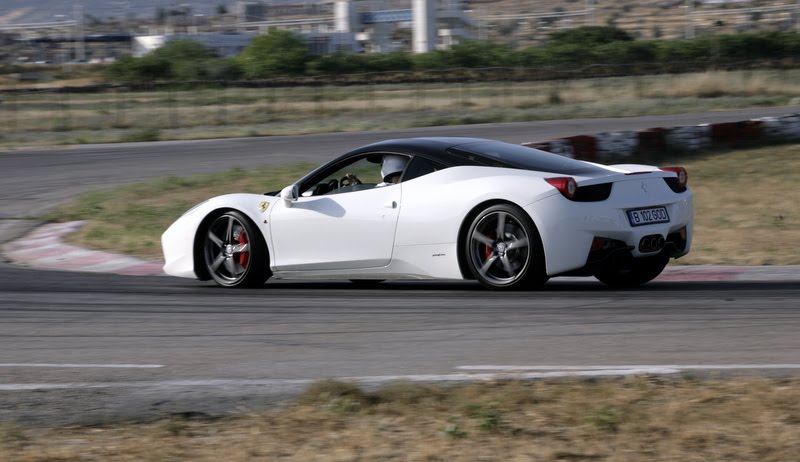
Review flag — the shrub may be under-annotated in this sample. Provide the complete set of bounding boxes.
[548,26,634,46]
[442,40,516,68]
[544,43,599,65]
[595,40,657,63]
[237,30,309,78]
[106,39,227,81]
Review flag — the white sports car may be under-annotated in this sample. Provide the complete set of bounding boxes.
[162,137,692,290]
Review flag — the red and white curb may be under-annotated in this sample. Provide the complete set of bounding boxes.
[3,221,799,281]
[524,113,800,162]
[2,221,163,276]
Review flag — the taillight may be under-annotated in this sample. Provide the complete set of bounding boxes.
[661,167,688,188]
[545,177,577,200]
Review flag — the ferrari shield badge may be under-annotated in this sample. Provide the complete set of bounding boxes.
[258,201,270,213]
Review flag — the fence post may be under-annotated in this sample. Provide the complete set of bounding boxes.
[217,82,228,126]
[168,85,178,128]
[56,90,71,131]
[264,86,275,117]
[115,86,125,128]
[315,83,324,115]
[8,84,17,133]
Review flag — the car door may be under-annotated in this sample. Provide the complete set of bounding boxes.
[269,156,403,271]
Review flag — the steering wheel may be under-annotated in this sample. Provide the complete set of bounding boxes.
[340,173,362,187]
[325,178,339,192]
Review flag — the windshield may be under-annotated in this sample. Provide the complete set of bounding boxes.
[449,140,610,176]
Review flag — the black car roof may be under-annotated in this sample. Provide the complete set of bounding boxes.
[352,137,489,158]
[350,137,609,177]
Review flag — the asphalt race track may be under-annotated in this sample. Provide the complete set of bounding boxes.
[1,108,800,426]
[2,266,800,425]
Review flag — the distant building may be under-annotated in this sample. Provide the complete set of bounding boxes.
[132,30,358,57]
[234,2,268,22]
[306,31,360,54]
[235,0,475,54]
[133,1,474,58]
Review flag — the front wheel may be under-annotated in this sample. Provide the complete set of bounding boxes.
[203,211,271,288]
[594,254,669,288]
[464,204,548,290]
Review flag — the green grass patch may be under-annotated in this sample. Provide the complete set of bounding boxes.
[44,144,800,265]
[119,128,161,143]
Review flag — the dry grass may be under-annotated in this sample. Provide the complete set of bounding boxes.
[1,69,798,148]
[2,376,800,461]
[679,143,800,265]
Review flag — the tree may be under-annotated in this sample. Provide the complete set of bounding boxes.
[236,30,309,78]
[217,4,228,15]
[105,40,227,82]
[152,39,215,62]
[548,26,633,46]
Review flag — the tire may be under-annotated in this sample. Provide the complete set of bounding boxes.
[202,211,271,288]
[464,203,548,290]
[594,254,669,288]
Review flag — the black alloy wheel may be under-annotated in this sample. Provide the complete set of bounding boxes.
[203,211,270,288]
[465,204,548,290]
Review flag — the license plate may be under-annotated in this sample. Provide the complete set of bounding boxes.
[627,206,670,227]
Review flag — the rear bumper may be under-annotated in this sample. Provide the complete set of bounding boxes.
[524,188,693,276]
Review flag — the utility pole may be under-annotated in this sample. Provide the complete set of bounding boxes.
[74,2,85,62]
[685,0,694,39]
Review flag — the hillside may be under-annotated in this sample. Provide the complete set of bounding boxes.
[1,0,796,44]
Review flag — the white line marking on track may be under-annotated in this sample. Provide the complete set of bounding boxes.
[457,364,800,371]
[0,363,165,369]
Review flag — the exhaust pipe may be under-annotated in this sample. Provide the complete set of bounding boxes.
[639,235,665,253]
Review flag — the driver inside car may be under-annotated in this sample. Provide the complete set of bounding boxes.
[376,155,408,187]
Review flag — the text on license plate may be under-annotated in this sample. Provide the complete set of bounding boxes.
[627,207,670,226]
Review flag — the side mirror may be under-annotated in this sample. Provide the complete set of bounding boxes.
[280,184,299,206]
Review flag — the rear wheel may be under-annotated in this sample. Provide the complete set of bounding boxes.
[594,254,669,288]
[203,211,271,288]
[464,204,548,290]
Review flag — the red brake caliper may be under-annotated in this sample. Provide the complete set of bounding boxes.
[484,231,494,260]
[238,231,249,267]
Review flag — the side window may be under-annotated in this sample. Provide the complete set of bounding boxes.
[401,156,445,182]
[300,156,384,196]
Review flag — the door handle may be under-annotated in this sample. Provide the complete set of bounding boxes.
[383,200,397,209]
